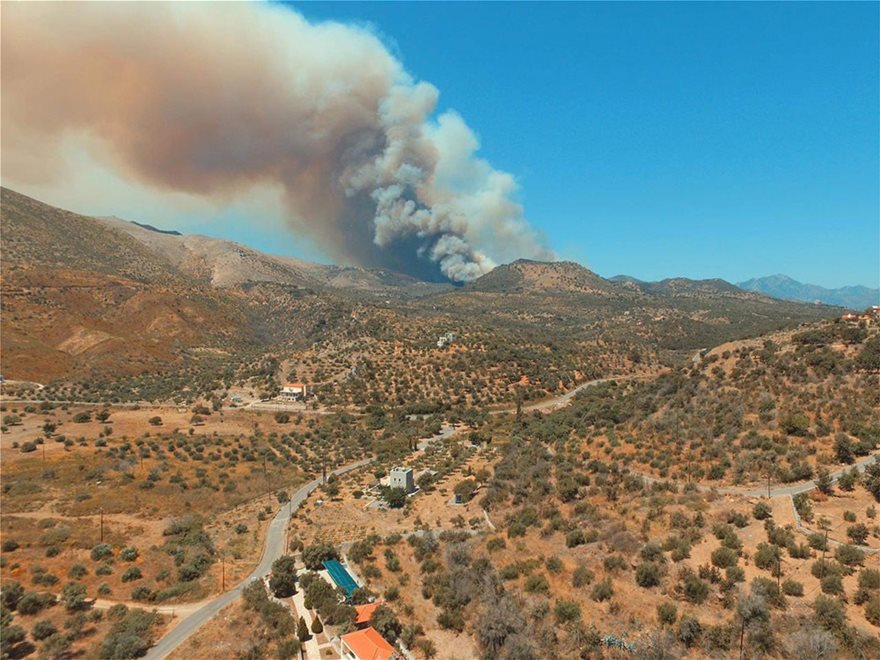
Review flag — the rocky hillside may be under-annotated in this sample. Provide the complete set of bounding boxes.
[0,188,845,403]
[97,213,451,298]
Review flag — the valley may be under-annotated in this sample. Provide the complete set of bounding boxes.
[1,189,878,660]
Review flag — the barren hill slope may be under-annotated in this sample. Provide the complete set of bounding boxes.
[97,215,451,298]
[97,215,321,289]
[2,188,182,285]
[468,259,623,295]
[1,189,248,382]
[0,189,845,404]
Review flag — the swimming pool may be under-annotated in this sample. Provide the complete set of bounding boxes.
[323,559,358,597]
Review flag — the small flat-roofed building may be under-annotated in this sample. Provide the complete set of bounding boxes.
[280,382,306,400]
[389,466,414,494]
[340,627,399,660]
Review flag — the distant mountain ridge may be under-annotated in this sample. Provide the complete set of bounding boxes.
[0,187,843,386]
[608,274,753,298]
[737,274,879,310]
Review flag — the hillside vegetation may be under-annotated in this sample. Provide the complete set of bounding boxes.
[1,188,839,409]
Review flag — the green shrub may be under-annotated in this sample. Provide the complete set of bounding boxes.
[835,544,865,568]
[813,595,846,631]
[677,616,702,648]
[847,524,870,545]
[782,579,804,597]
[590,578,613,602]
[711,547,738,569]
[121,547,139,562]
[640,542,664,562]
[657,602,677,625]
[565,529,586,548]
[31,619,57,641]
[680,573,709,604]
[122,567,142,583]
[572,566,594,588]
[554,600,581,623]
[754,543,781,573]
[17,592,55,615]
[130,586,154,602]
[866,596,880,627]
[858,568,880,591]
[524,573,549,594]
[90,544,113,561]
[635,562,662,588]
[486,537,506,553]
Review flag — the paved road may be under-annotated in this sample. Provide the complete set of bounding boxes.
[633,451,879,499]
[416,423,458,450]
[742,452,880,498]
[144,457,372,660]
[488,374,649,416]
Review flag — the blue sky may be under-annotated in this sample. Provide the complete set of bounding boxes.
[286,1,879,288]
[7,2,876,288]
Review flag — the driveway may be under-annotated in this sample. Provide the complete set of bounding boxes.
[144,457,371,659]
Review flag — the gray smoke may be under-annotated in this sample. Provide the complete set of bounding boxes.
[1,2,552,281]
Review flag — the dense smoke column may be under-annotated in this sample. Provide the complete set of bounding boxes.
[1,2,552,281]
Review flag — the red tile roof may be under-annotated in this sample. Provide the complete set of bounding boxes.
[341,626,396,660]
[354,601,382,625]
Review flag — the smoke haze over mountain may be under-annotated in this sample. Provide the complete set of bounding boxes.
[1,2,552,281]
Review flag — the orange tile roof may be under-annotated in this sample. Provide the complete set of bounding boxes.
[341,626,396,660]
[354,601,381,625]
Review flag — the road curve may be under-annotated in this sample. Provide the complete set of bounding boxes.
[145,457,372,660]
[632,452,879,499]
[488,374,649,416]
[737,451,880,498]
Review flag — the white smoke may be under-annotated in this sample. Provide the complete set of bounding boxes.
[0,2,552,281]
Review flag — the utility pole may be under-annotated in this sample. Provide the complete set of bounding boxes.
[776,556,781,593]
[100,508,104,544]
[322,454,326,484]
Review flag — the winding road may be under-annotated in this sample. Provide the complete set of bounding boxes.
[634,451,879,499]
[489,373,650,416]
[144,458,371,660]
[633,453,880,555]
[144,373,629,656]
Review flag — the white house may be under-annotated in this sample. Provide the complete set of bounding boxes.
[280,382,307,400]
[437,331,457,349]
[389,467,415,494]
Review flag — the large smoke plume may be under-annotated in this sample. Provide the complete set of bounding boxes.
[1,3,552,281]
